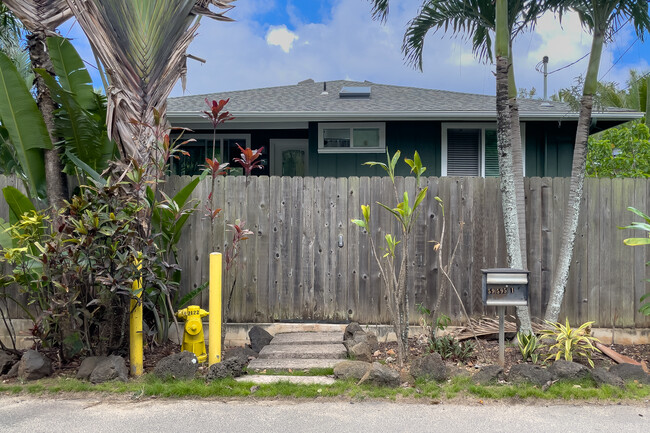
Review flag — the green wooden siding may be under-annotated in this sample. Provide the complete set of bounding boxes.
[525,122,575,177]
[178,119,622,178]
[308,121,441,177]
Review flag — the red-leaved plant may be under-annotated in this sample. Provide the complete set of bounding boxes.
[202,98,234,160]
[233,144,264,176]
[223,220,254,346]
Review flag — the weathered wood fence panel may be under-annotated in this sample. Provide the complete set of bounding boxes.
[1,175,649,328]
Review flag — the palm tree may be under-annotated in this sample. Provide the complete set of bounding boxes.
[544,0,650,323]
[65,0,234,174]
[2,0,73,207]
[369,0,547,331]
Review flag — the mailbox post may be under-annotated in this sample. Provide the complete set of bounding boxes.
[481,268,529,366]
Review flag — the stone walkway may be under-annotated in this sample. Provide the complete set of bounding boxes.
[237,331,345,384]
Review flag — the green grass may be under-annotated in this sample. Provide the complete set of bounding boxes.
[1,374,648,401]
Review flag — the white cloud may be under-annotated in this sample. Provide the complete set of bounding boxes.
[50,0,634,100]
[266,25,299,53]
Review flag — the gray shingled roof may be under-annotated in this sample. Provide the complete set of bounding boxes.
[167,79,641,122]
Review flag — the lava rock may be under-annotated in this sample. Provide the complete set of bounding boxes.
[89,355,128,383]
[153,351,199,380]
[472,365,504,385]
[0,350,16,375]
[344,322,364,340]
[591,367,625,388]
[548,360,591,381]
[410,353,448,382]
[362,362,400,387]
[17,350,52,381]
[349,342,373,362]
[609,363,650,384]
[223,346,258,364]
[508,364,552,386]
[248,326,273,353]
[344,330,379,353]
[206,357,246,380]
[333,360,371,381]
[76,357,102,381]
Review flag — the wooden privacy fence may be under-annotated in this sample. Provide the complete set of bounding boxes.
[162,175,650,328]
[1,175,648,328]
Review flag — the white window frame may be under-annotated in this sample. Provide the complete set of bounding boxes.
[441,123,526,177]
[317,122,386,153]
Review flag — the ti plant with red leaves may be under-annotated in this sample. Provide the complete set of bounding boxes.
[222,219,254,346]
[233,144,265,176]
[203,157,229,222]
[202,98,235,160]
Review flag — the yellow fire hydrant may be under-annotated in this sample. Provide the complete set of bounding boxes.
[176,306,209,363]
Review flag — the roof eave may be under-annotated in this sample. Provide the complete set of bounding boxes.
[167,110,643,124]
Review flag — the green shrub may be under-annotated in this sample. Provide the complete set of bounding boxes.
[517,331,540,363]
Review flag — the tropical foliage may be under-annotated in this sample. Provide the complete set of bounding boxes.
[352,150,428,366]
[541,319,601,367]
[0,174,175,360]
[587,123,650,178]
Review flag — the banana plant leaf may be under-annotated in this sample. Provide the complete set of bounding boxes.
[0,52,50,199]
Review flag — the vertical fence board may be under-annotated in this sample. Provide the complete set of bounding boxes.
[470,177,485,318]
[616,179,636,327]
[347,177,360,322]
[334,177,348,321]
[301,177,315,319]
[634,179,650,327]
[586,178,601,326]
[598,178,613,327]
[356,177,375,323]
[527,178,543,320]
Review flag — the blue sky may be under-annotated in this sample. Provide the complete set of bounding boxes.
[62,0,650,99]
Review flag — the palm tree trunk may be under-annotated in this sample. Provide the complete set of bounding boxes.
[508,48,532,332]
[496,0,532,333]
[545,30,604,323]
[26,30,66,208]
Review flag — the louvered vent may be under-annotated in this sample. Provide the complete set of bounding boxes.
[447,129,480,176]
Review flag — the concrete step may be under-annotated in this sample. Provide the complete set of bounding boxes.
[235,375,336,385]
[257,344,347,360]
[247,358,343,371]
[270,332,343,345]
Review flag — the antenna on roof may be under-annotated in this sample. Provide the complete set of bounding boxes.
[321,81,328,96]
[540,56,552,107]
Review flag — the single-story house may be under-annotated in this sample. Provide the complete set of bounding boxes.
[167,79,642,177]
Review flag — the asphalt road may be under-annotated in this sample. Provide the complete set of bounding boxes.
[0,396,648,433]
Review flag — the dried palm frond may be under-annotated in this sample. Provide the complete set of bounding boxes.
[451,316,545,341]
[65,0,235,163]
[2,0,72,31]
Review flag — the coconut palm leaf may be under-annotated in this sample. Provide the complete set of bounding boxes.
[66,0,235,162]
[1,0,72,30]
[401,0,537,70]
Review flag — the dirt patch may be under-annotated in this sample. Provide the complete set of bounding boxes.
[372,336,650,375]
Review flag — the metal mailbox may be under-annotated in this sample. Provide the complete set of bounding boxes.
[481,268,529,307]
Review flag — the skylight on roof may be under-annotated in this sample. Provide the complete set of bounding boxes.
[339,86,371,98]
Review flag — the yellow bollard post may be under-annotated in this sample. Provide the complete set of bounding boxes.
[129,257,143,376]
[209,252,222,365]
